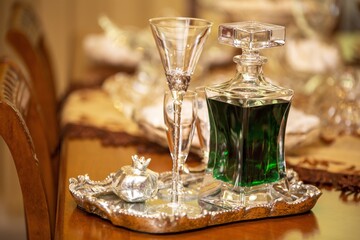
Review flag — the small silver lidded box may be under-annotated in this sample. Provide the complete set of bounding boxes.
[112,155,159,202]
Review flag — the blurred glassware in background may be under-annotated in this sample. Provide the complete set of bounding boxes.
[287,0,360,140]
[291,0,340,38]
[287,0,342,77]
[83,15,142,67]
[99,15,165,118]
[309,67,360,141]
[268,0,342,91]
[199,0,295,26]
[284,1,360,143]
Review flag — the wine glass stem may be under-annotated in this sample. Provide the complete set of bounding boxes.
[171,97,182,204]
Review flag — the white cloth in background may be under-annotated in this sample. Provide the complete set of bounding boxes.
[83,34,142,67]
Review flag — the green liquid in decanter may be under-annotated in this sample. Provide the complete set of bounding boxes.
[207,98,291,187]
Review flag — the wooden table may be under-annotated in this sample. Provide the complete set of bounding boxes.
[55,138,360,240]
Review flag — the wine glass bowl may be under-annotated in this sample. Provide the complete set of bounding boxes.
[149,17,212,92]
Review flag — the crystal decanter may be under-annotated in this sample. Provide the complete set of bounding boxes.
[200,21,294,208]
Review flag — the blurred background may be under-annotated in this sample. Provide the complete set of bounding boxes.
[0,0,359,238]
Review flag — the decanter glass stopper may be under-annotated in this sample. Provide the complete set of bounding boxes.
[218,21,285,51]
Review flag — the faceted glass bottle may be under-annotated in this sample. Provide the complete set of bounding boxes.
[200,22,293,207]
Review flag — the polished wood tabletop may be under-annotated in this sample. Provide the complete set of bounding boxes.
[55,138,360,240]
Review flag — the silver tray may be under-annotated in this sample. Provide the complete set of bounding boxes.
[69,170,321,233]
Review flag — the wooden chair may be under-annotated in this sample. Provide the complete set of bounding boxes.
[6,1,60,161]
[0,58,57,239]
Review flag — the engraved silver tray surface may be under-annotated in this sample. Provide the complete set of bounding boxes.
[69,170,321,233]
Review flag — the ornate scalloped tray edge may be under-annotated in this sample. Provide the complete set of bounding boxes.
[69,171,322,233]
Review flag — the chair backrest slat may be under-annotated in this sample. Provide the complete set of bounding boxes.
[0,59,56,239]
[6,2,59,158]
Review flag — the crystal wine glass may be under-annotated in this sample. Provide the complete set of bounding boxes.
[148,17,212,215]
[158,90,198,200]
[195,87,210,166]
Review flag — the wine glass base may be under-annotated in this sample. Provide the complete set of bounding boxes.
[146,201,202,218]
[158,187,198,201]
[158,172,204,201]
